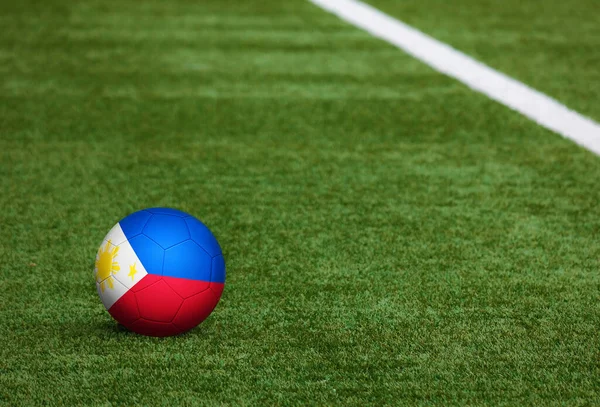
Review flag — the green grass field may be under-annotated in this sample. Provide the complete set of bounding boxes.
[1,0,599,405]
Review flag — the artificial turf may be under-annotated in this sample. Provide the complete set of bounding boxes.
[1,0,599,405]
[366,0,600,122]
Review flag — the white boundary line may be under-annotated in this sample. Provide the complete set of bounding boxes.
[309,0,600,156]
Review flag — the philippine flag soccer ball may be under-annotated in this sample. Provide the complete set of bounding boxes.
[94,208,225,337]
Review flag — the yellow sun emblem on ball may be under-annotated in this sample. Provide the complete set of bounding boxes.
[95,240,120,292]
[128,262,138,281]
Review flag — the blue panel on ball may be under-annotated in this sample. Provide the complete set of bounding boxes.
[211,255,226,283]
[185,217,222,257]
[128,235,164,276]
[142,214,190,249]
[119,210,152,240]
[163,240,212,281]
[145,207,190,218]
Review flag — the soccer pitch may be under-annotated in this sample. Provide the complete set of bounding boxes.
[1,0,599,405]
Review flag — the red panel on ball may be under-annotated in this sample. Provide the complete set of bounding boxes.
[163,276,210,298]
[108,290,139,325]
[172,289,218,332]
[210,282,225,298]
[135,279,183,322]
[105,274,222,337]
[130,273,162,293]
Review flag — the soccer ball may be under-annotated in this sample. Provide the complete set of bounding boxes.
[94,208,225,337]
